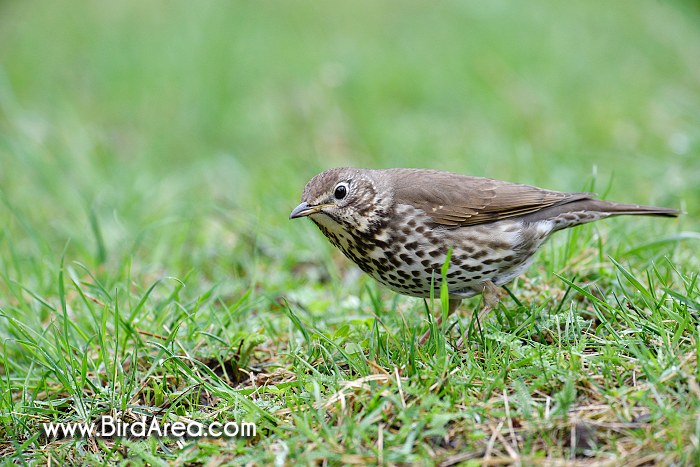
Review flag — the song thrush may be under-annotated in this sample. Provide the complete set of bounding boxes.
[290,168,679,339]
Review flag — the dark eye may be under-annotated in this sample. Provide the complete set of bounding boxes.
[334,183,348,200]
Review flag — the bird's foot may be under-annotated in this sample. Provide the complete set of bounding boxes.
[454,281,503,349]
[478,280,503,322]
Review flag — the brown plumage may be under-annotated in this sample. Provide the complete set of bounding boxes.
[290,168,679,340]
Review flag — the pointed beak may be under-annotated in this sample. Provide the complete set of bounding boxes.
[289,201,322,219]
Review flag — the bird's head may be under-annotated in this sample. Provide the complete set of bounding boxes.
[289,168,392,234]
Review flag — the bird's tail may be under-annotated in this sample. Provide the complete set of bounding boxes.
[577,199,680,218]
[524,198,680,232]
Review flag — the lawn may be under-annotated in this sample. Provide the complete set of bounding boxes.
[1,0,699,465]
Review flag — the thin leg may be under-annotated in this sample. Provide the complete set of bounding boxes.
[455,281,503,349]
[448,298,462,315]
[418,298,462,345]
[479,280,503,322]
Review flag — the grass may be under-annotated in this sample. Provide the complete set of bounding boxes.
[1,0,699,464]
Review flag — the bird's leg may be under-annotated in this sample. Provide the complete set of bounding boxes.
[455,281,503,349]
[418,298,462,345]
[448,297,462,315]
[479,280,503,322]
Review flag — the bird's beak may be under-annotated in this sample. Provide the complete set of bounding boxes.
[289,201,328,219]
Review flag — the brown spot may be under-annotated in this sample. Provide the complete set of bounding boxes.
[472,250,488,259]
[397,269,411,280]
[488,240,510,250]
[399,253,414,265]
[404,241,419,250]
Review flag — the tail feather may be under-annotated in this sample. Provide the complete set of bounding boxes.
[571,199,680,218]
[522,198,680,231]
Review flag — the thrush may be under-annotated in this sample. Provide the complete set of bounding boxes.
[290,168,679,341]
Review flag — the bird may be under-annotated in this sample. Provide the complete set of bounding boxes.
[289,168,679,343]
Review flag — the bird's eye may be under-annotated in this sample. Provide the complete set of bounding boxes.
[334,183,348,200]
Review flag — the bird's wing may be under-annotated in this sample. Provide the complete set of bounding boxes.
[389,169,593,227]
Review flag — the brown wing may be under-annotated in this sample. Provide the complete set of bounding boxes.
[387,168,594,227]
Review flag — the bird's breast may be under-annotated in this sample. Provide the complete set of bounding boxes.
[309,205,553,299]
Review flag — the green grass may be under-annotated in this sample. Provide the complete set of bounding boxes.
[1,0,699,464]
